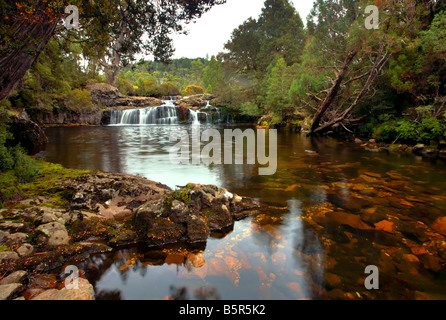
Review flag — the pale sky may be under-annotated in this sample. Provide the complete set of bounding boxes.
[169,0,315,59]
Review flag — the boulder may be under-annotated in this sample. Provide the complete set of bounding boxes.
[86,83,162,109]
[0,230,10,244]
[0,283,22,300]
[0,271,27,285]
[36,222,69,247]
[16,243,34,257]
[6,115,48,155]
[59,172,171,217]
[86,83,125,107]
[6,232,28,245]
[0,251,19,262]
[412,144,425,154]
[130,183,258,246]
[41,278,95,300]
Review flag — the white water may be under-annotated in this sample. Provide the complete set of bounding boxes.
[110,100,179,125]
[189,109,200,125]
[110,99,230,125]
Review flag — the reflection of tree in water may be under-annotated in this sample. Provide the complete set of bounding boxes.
[168,286,220,300]
[292,223,325,299]
[95,289,122,300]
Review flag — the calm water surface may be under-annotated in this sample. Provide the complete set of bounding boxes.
[41,124,446,300]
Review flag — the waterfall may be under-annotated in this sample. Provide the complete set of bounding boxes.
[189,109,200,125]
[110,100,179,125]
[109,99,231,125]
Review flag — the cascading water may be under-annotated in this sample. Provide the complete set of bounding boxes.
[110,100,179,125]
[110,99,231,125]
[189,109,200,125]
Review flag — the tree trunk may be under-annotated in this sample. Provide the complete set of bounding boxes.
[0,1,61,100]
[312,50,391,135]
[309,50,358,134]
[103,24,127,87]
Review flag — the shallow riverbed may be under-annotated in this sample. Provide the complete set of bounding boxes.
[40,124,446,300]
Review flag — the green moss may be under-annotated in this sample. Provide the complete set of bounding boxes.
[0,245,9,252]
[0,159,90,208]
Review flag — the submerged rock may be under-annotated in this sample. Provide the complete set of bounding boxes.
[432,217,446,236]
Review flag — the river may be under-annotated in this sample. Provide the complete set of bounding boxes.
[40,123,446,300]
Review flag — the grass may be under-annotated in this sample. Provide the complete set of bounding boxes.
[0,158,90,208]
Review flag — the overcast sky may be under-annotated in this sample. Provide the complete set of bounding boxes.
[169,0,315,59]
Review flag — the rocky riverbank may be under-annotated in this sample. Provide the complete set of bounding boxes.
[0,169,259,300]
[354,138,446,160]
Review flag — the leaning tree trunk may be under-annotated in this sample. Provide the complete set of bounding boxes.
[0,1,61,100]
[309,50,358,134]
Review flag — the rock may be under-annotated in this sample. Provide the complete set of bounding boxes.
[36,222,69,247]
[129,183,258,246]
[48,230,69,247]
[6,232,28,245]
[0,251,19,262]
[0,271,27,285]
[374,220,396,234]
[169,200,190,223]
[0,221,25,232]
[60,172,171,215]
[40,212,59,224]
[30,289,60,300]
[412,144,425,154]
[325,273,342,288]
[32,278,94,300]
[0,230,10,244]
[29,274,58,290]
[186,215,210,243]
[86,83,125,107]
[23,288,45,300]
[403,254,420,263]
[431,217,446,236]
[5,116,48,155]
[16,244,34,257]
[0,283,22,300]
[420,254,442,272]
[86,83,162,110]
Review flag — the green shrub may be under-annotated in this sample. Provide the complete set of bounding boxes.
[11,146,38,183]
[183,85,204,96]
[116,77,136,96]
[418,117,444,142]
[64,89,93,111]
[240,101,261,116]
[373,116,445,144]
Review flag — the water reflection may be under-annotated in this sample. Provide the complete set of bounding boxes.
[42,125,446,300]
